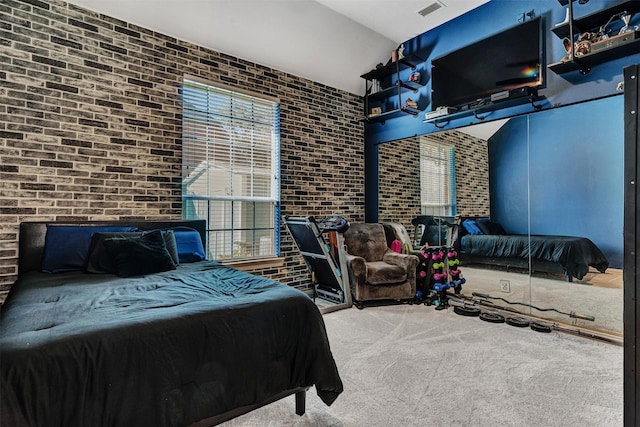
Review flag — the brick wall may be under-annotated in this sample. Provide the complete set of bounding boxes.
[379,130,490,231]
[378,136,421,228]
[0,0,365,300]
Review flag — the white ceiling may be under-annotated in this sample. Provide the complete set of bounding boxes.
[68,0,488,95]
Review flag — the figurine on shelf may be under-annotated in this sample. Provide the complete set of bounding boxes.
[397,44,405,60]
[575,32,596,56]
[403,98,418,109]
[619,12,638,35]
[561,37,573,62]
[561,32,596,62]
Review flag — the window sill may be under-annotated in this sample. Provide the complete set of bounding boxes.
[222,256,284,271]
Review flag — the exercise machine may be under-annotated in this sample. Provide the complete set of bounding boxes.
[283,215,351,306]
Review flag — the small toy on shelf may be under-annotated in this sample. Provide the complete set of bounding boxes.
[403,98,418,109]
[408,71,421,83]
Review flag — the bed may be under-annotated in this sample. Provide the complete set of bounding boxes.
[457,217,610,281]
[0,220,343,427]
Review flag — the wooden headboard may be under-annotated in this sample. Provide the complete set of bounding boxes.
[18,220,207,275]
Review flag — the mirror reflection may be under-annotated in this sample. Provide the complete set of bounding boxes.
[378,96,623,338]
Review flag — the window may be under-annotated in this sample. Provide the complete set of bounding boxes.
[419,137,456,216]
[182,77,280,260]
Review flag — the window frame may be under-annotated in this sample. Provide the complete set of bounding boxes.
[181,75,281,261]
[419,136,457,217]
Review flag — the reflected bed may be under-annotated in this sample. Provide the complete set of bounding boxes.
[458,217,609,281]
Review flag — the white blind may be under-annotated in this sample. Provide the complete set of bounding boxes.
[182,79,280,202]
[181,78,280,260]
[419,137,456,216]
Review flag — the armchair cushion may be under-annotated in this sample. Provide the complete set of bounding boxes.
[383,250,417,272]
[344,223,389,261]
[366,261,407,285]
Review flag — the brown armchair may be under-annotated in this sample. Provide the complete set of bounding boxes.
[343,223,419,309]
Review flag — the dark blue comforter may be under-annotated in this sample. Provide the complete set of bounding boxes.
[0,261,343,427]
[461,234,609,280]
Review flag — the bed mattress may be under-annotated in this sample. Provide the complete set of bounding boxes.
[461,234,609,280]
[1,261,343,427]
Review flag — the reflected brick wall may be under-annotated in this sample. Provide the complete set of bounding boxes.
[379,130,490,233]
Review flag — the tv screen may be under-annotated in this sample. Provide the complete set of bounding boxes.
[431,17,543,111]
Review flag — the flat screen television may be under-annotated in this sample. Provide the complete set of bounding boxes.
[431,17,544,111]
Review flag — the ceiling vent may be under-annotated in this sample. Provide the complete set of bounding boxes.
[418,1,445,17]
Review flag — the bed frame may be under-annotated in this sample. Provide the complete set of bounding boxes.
[13,220,310,426]
[191,387,308,426]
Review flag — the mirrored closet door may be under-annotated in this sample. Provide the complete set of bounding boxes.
[378,95,623,338]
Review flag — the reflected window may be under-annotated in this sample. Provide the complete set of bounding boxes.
[419,138,456,216]
[182,77,281,260]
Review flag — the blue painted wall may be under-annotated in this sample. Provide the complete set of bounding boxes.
[366,0,634,258]
[487,115,529,233]
[489,95,623,267]
[365,0,638,144]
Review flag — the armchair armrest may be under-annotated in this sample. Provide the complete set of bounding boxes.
[382,251,419,280]
[345,253,367,289]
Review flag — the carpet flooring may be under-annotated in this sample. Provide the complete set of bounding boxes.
[221,304,623,427]
[460,266,623,336]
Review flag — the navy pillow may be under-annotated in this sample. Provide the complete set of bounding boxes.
[165,226,206,262]
[103,230,177,277]
[41,225,137,273]
[476,218,507,235]
[162,230,179,264]
[462,220,484,236]
[86,230,179,274]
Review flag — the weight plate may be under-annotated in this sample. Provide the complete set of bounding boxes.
[479,312,505,323]
[530,322,552,333]
[505,316,530,328]
[453,305,481,317]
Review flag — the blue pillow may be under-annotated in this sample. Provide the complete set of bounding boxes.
[161,226,206,262]
[41,225,137,273]
[462,220,484,236]
[475,218,507,235]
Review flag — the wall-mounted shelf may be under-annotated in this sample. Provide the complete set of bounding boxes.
[367,80,423,102]
[423,93,544,128]
[361,53,424,123]
[360,54,423,80]
[549,0,640,75]
[367,106,421,122]
[551,1,640,39]
[549,31,640,74]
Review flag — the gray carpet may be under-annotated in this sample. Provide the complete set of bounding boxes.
[461,266,623,336]
[221,304,623,427]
